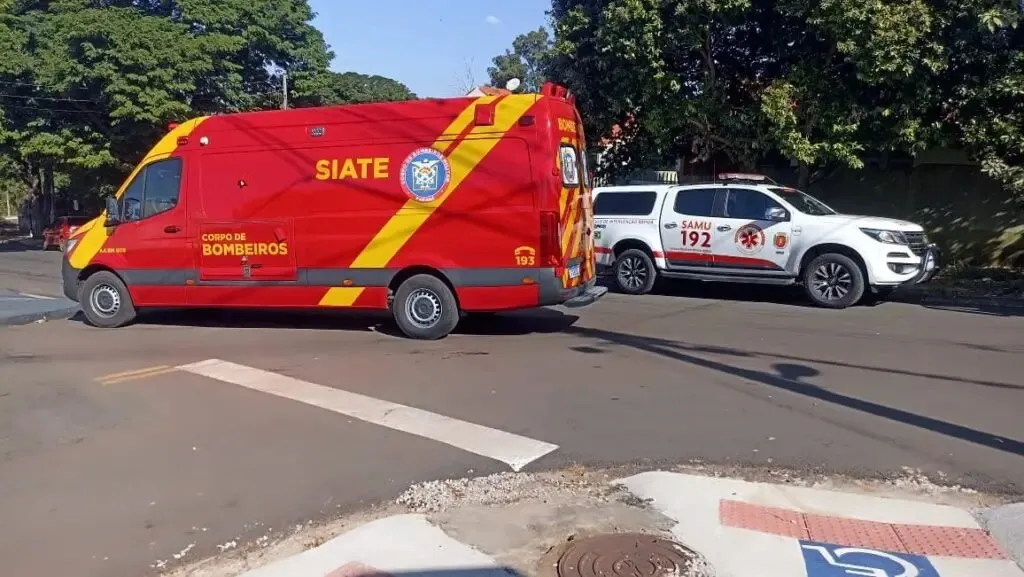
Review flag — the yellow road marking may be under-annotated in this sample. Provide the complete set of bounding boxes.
[95,365,178,386]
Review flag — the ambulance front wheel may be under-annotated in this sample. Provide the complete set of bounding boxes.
[393,274,460,340]
[79,270,138,328]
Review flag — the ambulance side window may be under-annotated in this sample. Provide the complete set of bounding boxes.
[142,157,183,219]
[121,171,145,222]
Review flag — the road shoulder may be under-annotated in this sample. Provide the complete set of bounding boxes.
[0,289,79,326]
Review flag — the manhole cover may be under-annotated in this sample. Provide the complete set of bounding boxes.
[556,533,701,577]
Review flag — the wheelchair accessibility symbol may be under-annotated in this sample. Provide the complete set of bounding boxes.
[800,541,941,577]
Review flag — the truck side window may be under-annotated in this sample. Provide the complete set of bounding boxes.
[724,188,782,220]
[142,157,183,219]
[593,191,657,216]
[672,188,717,217]
[120,171,146,222]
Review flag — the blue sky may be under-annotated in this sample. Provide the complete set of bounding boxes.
[309,0,551,98]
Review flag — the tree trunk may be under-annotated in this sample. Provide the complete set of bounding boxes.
[797,161,811,189]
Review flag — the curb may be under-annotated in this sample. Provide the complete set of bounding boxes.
[0,304,80,327]
[889,289,1024,310]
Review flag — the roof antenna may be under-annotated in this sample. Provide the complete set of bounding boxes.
[505,78,521,92]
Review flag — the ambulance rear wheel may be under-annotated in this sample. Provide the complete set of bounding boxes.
[79,270,137,328]
[393,274,459,340]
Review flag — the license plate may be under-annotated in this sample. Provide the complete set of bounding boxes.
[568,264,581,279]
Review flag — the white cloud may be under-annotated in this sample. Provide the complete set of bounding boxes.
[485,15,501,25]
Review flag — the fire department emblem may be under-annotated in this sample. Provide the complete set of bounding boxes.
[400,147,451,203]
[774,232,789,249]
[734,224,766,255]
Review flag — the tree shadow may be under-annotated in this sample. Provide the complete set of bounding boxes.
[565,325,1024,458]
[0,238,42,253]
[82,306,580,338]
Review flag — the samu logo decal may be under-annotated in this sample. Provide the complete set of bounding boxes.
[400,147,451,203]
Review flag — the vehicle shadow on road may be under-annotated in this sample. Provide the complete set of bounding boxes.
[565,325,1024,459]
[123,306,580,338]
[597,275,817,308]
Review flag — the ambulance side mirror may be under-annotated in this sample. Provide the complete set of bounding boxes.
[104,196,122,227]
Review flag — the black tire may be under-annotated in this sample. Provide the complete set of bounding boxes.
[392,274,460,340]
[78,270,138,328]
[613,248,657,295]
[802,253,865,309]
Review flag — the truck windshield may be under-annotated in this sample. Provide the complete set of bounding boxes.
[769,186,837,216]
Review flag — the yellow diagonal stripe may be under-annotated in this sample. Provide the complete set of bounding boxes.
[69,118,209,269]
[320,94,538,306]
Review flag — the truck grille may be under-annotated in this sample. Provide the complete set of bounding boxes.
[904,231,928,256]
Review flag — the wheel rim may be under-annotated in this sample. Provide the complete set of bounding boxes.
[617,256,648,290]
[405,288,442,329]
[89,284,121,318]
[812,262,853,301]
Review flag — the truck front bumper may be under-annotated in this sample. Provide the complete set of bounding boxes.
[61,256,81,302]
[908,243,941,285]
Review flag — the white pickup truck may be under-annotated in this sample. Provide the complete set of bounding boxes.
[592,174,941,308]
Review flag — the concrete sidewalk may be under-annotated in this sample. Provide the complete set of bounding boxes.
[168,468,1024,577]
[0,288,78,326]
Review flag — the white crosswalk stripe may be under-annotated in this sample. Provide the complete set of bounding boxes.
[177,358,559,471]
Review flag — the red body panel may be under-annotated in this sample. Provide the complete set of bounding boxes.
[66,88,596,315]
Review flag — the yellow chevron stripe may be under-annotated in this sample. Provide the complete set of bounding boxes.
[69,118,209,270]
[320,94,538,307]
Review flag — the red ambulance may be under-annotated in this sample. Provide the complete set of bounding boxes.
[62,82,605,339]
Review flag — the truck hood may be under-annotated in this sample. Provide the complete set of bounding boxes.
[814,213,924,232]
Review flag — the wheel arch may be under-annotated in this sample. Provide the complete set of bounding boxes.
[798,243,871,284]
[388,265,460,309]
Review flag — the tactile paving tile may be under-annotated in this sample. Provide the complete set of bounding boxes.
[893,523,1009,559]
[804,512,906,552]
[716,499,1011,561]
[719,499,809,539]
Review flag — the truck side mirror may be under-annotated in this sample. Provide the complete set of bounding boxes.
[104,197,121,227]
[766,206,789,222]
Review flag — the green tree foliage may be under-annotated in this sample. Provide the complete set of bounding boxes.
[548,0,1024,196]
[0,0,415,223]
[296,71,416,107]
[487,27,553,92]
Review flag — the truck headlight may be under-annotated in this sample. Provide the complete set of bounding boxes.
[65,238,78,253]
[860,228,907,245]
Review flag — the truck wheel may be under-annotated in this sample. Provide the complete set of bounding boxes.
[613,248,657,295]
[78,270,138,328]
[802,253,865,309]
[393,274,460,340]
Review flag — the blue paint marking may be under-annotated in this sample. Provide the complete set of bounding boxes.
[799,540,940,577]
[400,147,451,203]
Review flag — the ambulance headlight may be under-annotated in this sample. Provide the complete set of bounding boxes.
[65,238,78,253]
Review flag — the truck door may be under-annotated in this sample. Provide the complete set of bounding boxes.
[106,156,192,305]
[197,221,296,282]
[659,187,719,268]
[709,187,792,271]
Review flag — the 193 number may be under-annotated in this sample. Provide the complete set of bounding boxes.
[682,231,711,248]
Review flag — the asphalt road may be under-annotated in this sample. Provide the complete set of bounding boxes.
[0,240,63,297]
[1,248,1023,577]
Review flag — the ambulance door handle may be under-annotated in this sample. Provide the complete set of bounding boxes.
[164,225,181,234]
[717,225,732,231]
[663,223,678,229]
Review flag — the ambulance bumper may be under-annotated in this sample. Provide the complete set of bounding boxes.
[61,256,81,302]
[539,273,608,309]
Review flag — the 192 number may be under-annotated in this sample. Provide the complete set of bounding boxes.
[683,231,711,248]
